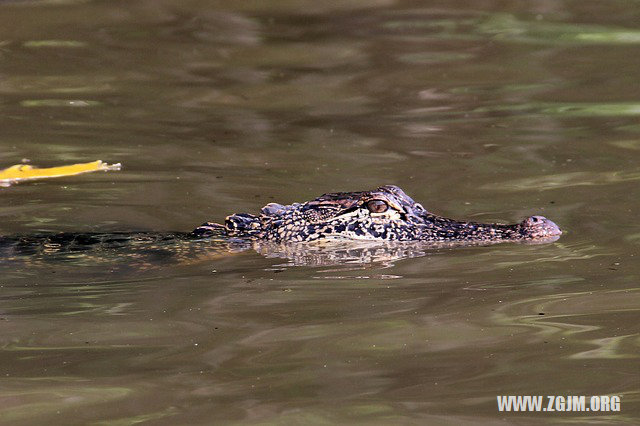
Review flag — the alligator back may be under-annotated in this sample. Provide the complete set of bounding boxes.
[0,230,249,268]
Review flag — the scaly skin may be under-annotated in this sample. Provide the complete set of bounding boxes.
[193,185,562,243]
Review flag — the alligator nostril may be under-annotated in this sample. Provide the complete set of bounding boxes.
[522,215,562,238]
[529,215,546,224]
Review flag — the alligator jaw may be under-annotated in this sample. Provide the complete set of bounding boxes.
[518,215,562,239]
[414,213,562,243]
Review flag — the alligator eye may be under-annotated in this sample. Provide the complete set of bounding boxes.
[366,200,389,213]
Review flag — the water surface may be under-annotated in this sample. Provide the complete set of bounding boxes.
[0,0,639,423]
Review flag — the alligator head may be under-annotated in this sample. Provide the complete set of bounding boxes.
[193,185,562,244]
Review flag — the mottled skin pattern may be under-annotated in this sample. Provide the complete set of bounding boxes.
[193,185,562,243]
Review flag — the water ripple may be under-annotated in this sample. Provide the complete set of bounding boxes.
[482,170,640,191]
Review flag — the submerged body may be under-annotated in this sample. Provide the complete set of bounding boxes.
[1,185,561,265]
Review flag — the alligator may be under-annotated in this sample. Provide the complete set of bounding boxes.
[191,185,561,242]
[1,185,561,267]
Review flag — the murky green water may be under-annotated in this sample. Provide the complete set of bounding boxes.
[1,0,639,424]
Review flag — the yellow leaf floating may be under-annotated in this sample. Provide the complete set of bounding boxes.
[0,160,121,187]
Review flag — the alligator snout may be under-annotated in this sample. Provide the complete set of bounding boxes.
[521,215,562,239]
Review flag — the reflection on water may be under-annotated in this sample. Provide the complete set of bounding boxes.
[0,231,562,272]
[476,13,640,45]
[482,170,640,191]
[1,0,640,423]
